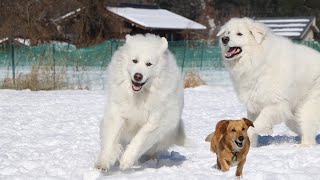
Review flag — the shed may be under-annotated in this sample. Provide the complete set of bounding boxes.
[106,4,206,41]
[0,38,31,48]
[255,17,319,41]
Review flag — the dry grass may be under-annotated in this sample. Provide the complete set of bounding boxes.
[1,59,67,91]
[184,70,206,88]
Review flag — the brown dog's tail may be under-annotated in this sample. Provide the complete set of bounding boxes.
[205,131,217,153]
[205,132,214,142]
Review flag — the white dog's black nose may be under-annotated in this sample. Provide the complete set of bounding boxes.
[222,36,229,45]
[134,73,143,82]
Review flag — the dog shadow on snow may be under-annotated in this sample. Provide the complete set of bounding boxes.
[103,151,186,176]
[257,134,320,147]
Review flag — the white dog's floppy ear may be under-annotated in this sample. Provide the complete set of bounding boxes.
[245,18,267,44]
[251,24,266,44]
[125,34,132,44]
[217,26,226,37]
[161,37,168,51]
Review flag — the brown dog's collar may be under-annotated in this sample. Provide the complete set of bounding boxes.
[231,151,238,161]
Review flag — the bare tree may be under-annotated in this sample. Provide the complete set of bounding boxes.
[0,0,121,46]
[75,0,121,46]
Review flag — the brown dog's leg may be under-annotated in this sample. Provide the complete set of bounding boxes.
[216,158,221,170]
[236,158,246,177]
[217,157,229,172]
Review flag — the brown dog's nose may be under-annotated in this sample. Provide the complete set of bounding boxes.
[222,36,229,45]
[134,73,143,82]
[239,136,244,142]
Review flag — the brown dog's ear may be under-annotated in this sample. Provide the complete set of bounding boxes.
[242,118,254,127]
[219,120,230,134]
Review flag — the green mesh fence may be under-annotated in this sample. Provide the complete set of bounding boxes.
[168,41,223,71]
[0,39,319,90]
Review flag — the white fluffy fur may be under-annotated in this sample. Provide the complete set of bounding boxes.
[218,17,320,146]
[95,34,185,171]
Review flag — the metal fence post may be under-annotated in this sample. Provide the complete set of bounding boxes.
[10,43,15,86]
[53,44,56,89]
[200,41,204,70]
[110,39,113,56]
[181,41,186,73]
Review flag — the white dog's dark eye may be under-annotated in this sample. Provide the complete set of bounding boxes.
[237,33,243,36]
[132,59,138,64]
[146,62,152,67]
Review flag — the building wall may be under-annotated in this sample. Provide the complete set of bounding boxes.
[303,30,315,41]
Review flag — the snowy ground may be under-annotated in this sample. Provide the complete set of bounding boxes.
[1,73,320,180]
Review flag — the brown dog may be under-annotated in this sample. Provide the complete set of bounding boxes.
[205,118,254,177]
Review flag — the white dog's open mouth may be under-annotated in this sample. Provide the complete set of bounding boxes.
[225,47,242,58]
[132,80,147,92]
[234,140,244,148]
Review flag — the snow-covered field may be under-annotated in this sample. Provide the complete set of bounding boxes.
[1,72,320,180]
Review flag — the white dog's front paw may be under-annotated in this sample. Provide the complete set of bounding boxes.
[94,153,113,171]
[94,160,110,171]
[250,134,259,147]
[119,152,136,170]
[301,138,316,146]
[95,144,124,171]
[247,128,258,147]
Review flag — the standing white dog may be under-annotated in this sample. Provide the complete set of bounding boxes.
[95,34,185,171]
[218,17,320,146]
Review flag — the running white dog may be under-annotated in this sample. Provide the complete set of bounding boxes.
[95,34,185,171]
[218,17,320,146]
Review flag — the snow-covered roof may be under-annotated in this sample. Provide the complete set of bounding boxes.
[107,6,206,30]
[0,38,30,46]
[0,38,9,44]
[256,17,319,40]
[53,8,82,23]
[0,38,76,47]
[15,38,31,46]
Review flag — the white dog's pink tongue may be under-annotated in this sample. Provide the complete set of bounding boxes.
[132,84,142,91]
[225,48,237,58]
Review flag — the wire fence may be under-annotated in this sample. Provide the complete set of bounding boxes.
[0,40,319,90]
